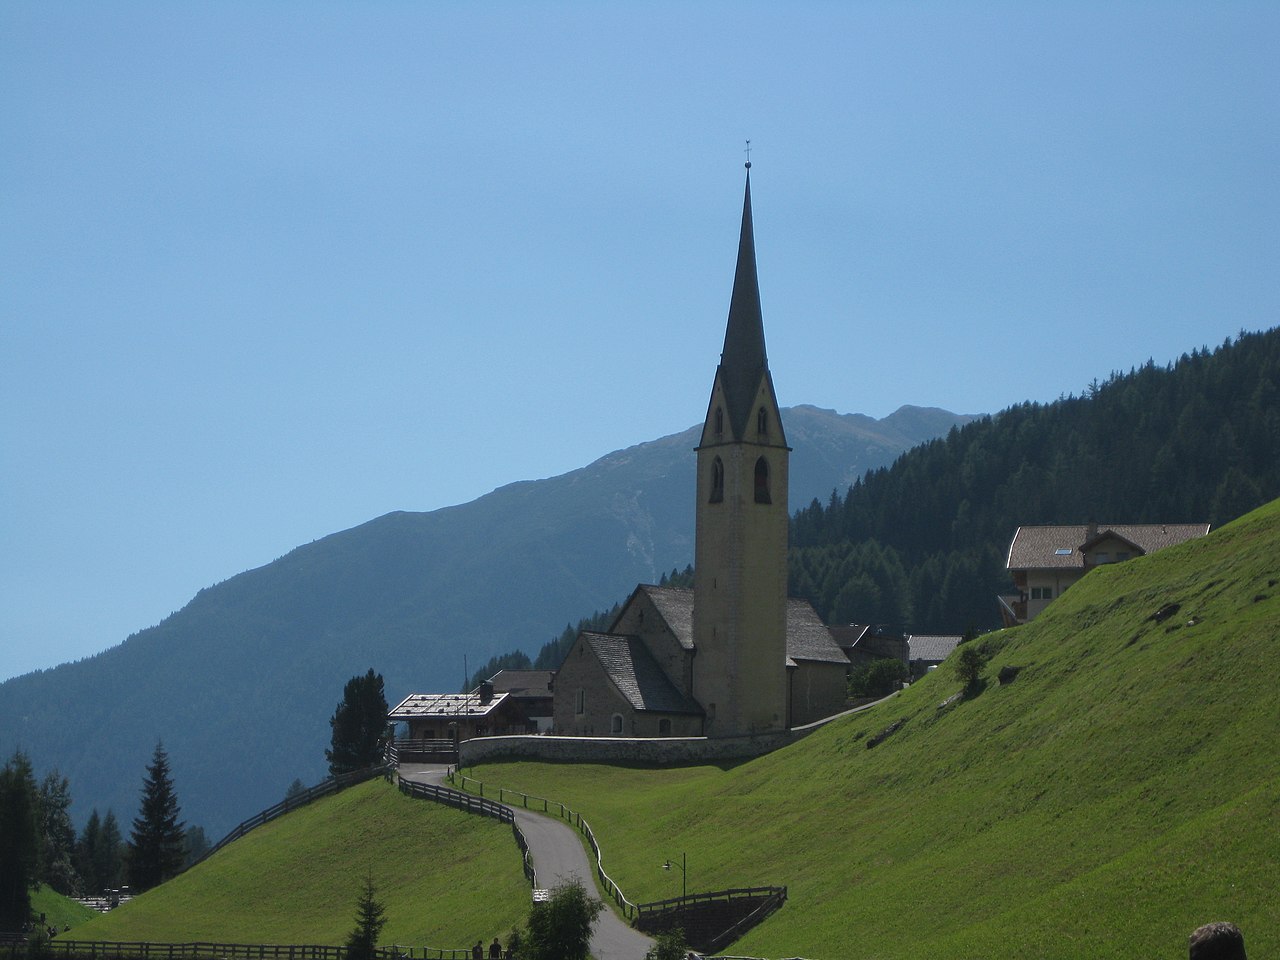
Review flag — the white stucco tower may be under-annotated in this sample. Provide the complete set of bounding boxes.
[692,165,790,737]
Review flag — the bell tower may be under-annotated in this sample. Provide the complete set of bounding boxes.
[693,164,790,737]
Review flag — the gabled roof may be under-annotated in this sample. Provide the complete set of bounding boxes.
[582,632,703,715]
[786,599,850,665]
[907,635,963,663]
[1007,523,1211,570]
[636,584,695,650]
[389,691,510,720]
[827,624,871,648]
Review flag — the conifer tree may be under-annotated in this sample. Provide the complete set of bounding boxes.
[326,670,389,777]
[128,742,186,892]
[39,769,80,894]
[343,875,386,960]
[0,750,42,929]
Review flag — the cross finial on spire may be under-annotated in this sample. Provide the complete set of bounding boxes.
[744,139,752,169]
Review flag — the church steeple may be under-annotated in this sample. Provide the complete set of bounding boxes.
[717,168,770,441]
[692,161,790,738]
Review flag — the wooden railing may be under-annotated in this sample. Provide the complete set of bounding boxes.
[0,941,477,960]
[446,770,638,920]
[635,886,788,954]
[396,778,536,887]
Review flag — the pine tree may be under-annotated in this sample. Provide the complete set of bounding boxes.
[326,670,389,777]
[127,742,186,892]
[39,769,80,895]
[98,810,125,892]
[343,875,386,960]
[0,750,42,930]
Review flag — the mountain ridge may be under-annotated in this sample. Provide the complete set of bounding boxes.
[0,403,972,835]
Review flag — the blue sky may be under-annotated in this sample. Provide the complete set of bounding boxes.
[2,2,1277,681]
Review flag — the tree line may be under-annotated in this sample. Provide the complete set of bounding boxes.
[468,328,1278,668]
[787,328,1279,633]
[1,743,206,931]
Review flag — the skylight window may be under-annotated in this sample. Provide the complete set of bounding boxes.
[1054,548,1073,555]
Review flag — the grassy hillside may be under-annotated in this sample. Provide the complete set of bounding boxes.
[464,498,1280,959]
[31,888,95,931]
[68,780,529,949]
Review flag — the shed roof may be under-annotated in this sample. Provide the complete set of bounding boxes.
[487,670,554,698]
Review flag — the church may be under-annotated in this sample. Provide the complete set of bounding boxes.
[552,165,850,739]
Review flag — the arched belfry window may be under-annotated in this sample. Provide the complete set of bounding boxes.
[757,406,768,435]
[710,457,724,503]
[754,456,771,504]
[714,407,724,435]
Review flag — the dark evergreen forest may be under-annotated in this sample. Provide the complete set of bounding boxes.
[788,329,1279,634]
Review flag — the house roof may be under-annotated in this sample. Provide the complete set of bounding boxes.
[487,670,554,698]
[786,599,850,665]
[389,691,510,721]
[1006,523,1211,570]
[907,635,963,663]
[582,632,703,715]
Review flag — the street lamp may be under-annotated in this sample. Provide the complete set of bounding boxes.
[661,852,687,900]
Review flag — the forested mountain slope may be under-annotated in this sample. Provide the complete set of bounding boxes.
[0,404,966,835]
[788,328,1279,633]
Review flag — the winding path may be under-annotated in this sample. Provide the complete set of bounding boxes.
[398,764,654,960]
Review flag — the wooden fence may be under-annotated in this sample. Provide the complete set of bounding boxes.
[0,941,477,960]
[395,779,535,887]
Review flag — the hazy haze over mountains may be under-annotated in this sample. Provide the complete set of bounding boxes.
[0,404,970,836]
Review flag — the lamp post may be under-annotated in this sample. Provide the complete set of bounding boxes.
[661,852,687,900]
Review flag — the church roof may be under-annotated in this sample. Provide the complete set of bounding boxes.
[637,584,696,650]
[625,585,847,666]
[717,167,771,440]
[582,632,703,715]
[786,599,850,665]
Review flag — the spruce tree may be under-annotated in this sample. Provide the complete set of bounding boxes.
[326,670,389,777]
[39,769,80,894]
[127,742,186,892]
[343,875,386,960]
[0,750,42,930]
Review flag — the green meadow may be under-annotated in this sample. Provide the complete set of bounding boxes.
[462,500,1280,958]
[69,779,529,949]
[65,499,1279,958]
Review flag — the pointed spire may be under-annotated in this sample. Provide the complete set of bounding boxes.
[718,164,769,439]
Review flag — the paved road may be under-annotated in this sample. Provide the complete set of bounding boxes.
[399,765,654,960]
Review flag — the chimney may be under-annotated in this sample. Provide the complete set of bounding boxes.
[478,680,494,705]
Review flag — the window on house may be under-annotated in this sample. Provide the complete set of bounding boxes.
[1096,552,1111,563]
[1031,587,1054,600]
[1054,548,1073,556]
[1117,551,1131,561]
[611,714,623,735]
[658,718,672,736]
[710,457,724,503]
[575,689,585,715]
[754,457,771,504]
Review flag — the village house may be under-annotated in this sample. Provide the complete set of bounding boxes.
[999,522,1211,626]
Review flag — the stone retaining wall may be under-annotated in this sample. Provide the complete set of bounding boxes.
[455,699,884,767]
